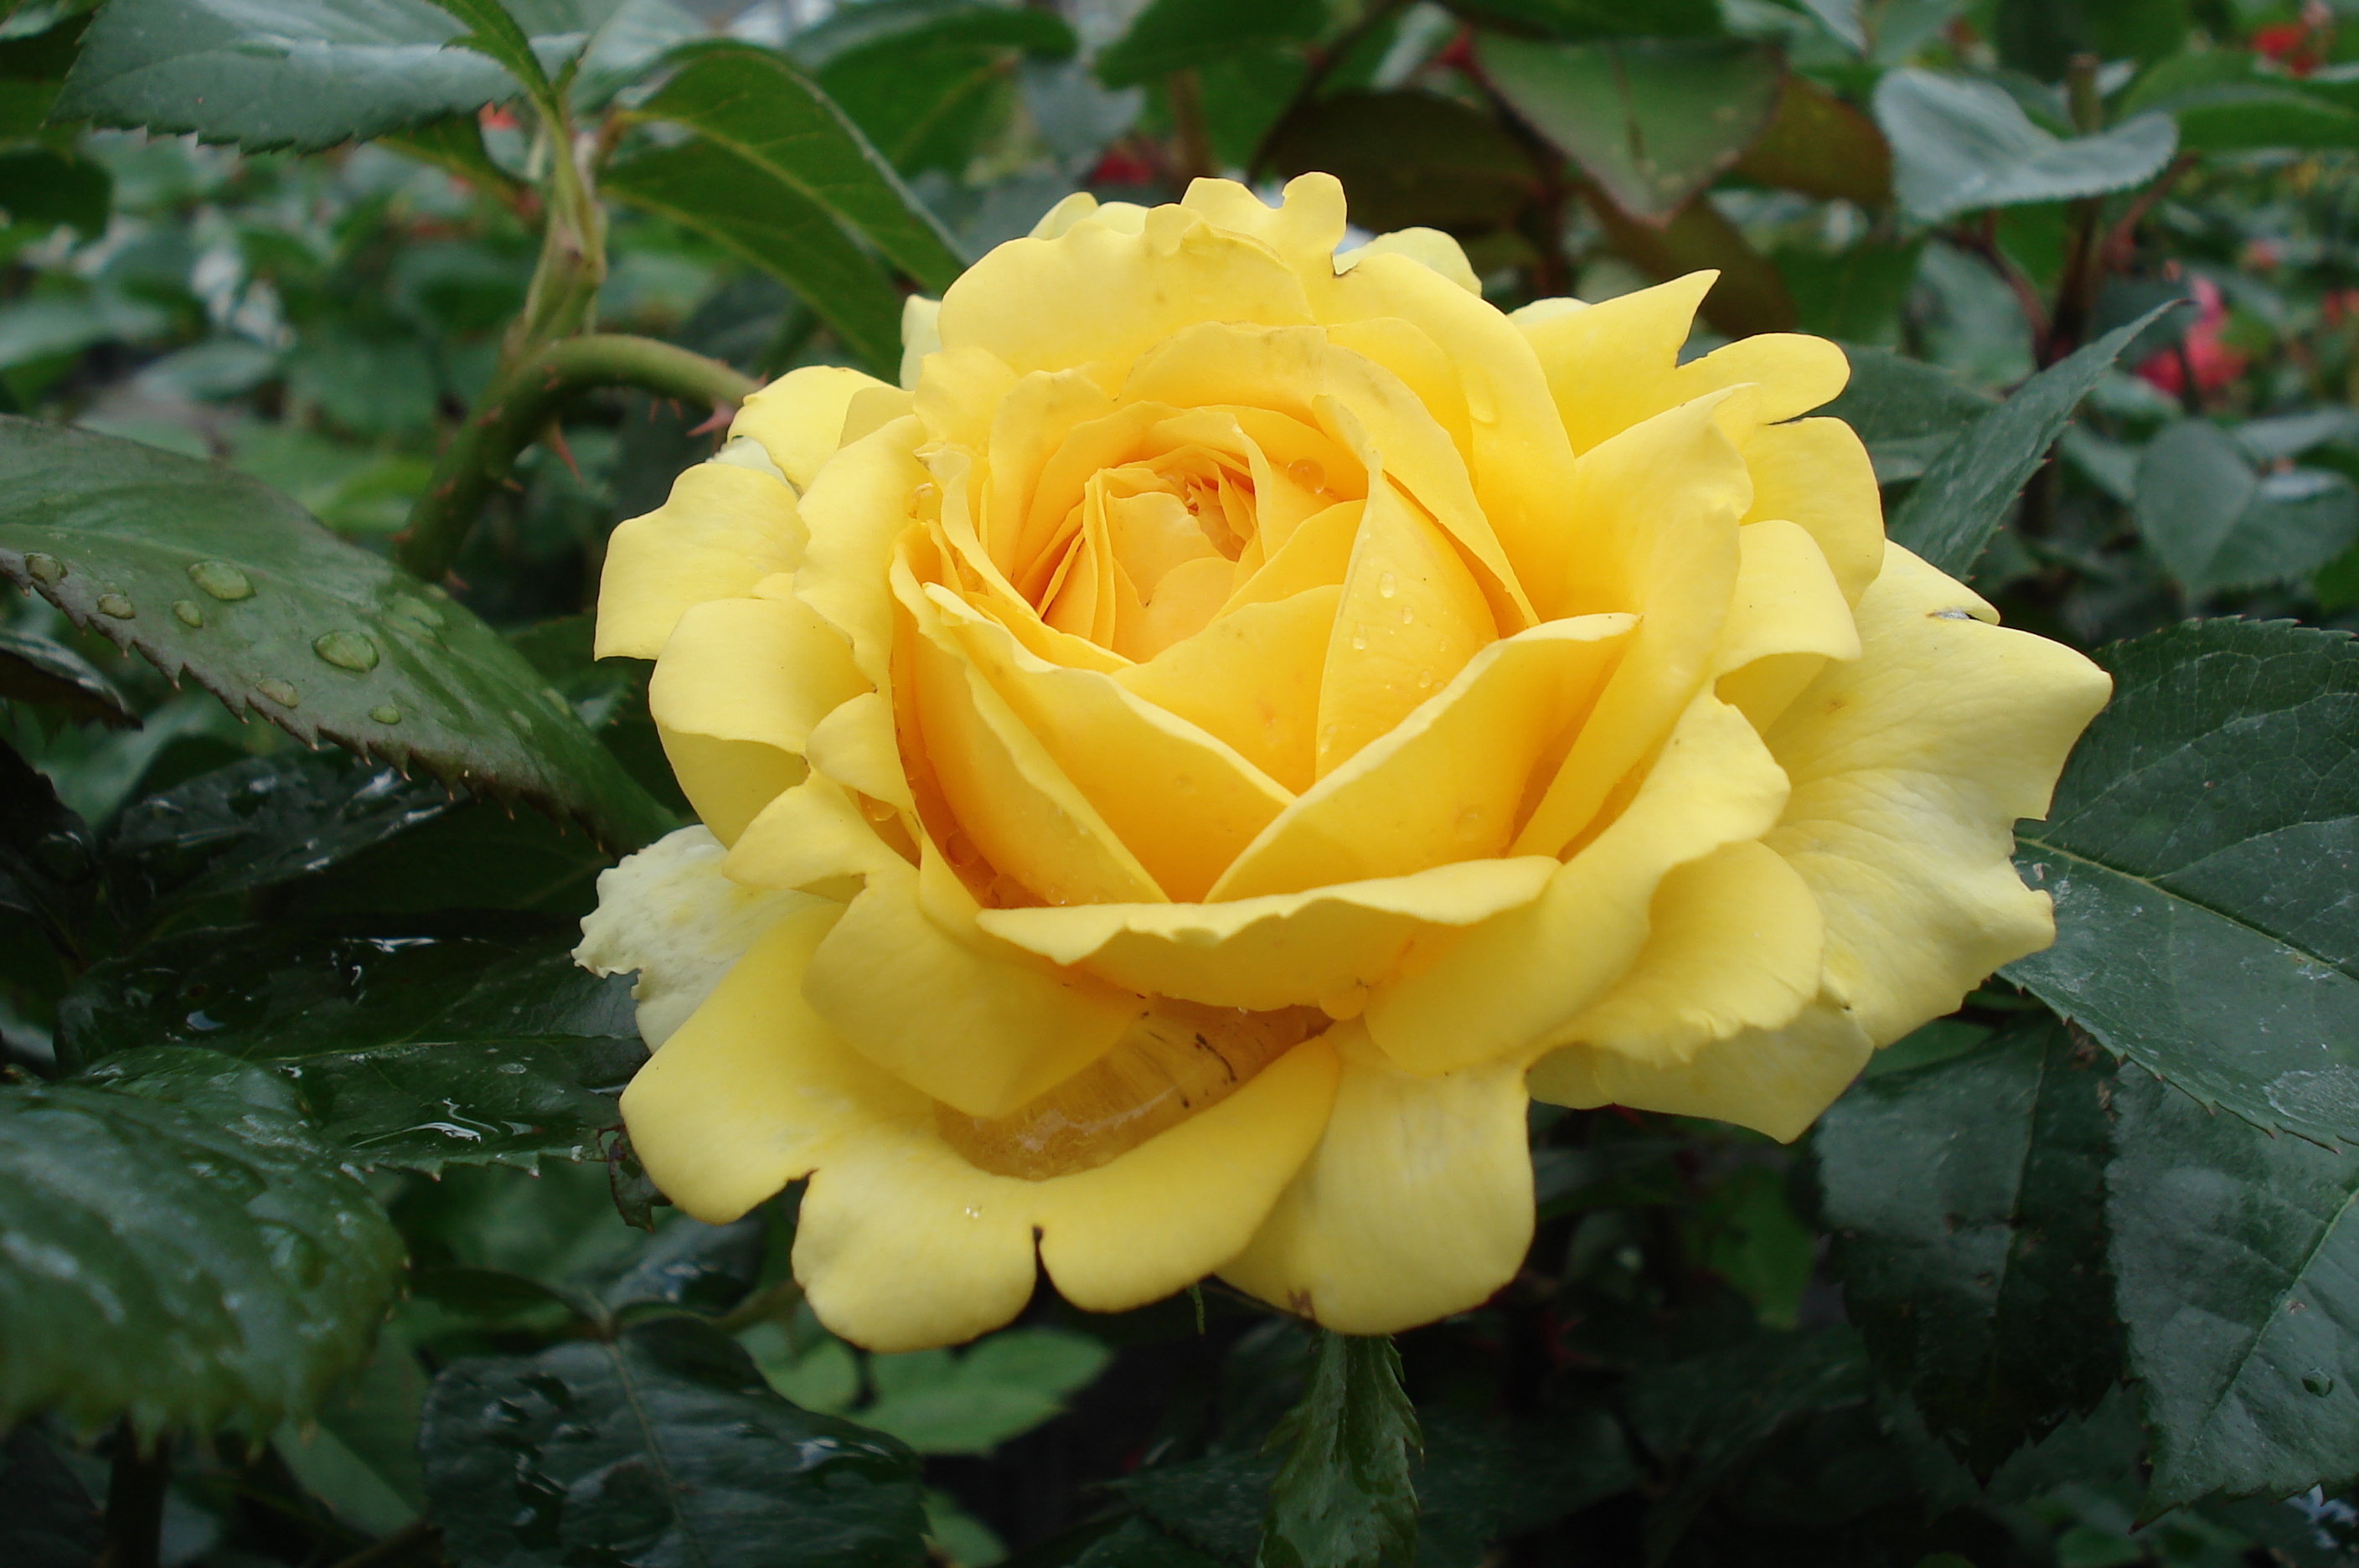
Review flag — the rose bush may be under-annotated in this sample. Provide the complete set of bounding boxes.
[576,175,2110,1353]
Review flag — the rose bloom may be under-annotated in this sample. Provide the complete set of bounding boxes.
[576,177,2109,1351]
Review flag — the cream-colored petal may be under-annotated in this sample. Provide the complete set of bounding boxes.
[899,295,942,391]
[730,365,895,492]
[1526,995,1873,1143]
[1366,692,1789,1074]
[1543,838,1822,1066]
[595,462,804,659]
[1763,543,2113,1045]
[1216,613,1632,901]
[1221,1028,1532,1333]
[802,847,1141,1118]
[978,855,1558,1012]
[575,825,818,1048]
[1740,417,1885,607]
[1513,395,1748,859]
[935,587,1292,901]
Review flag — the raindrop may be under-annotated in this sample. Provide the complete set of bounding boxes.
[908,481,939,511]
[1399,606,1414,624]
[312,631,379,672]
[1416,668,1434,689]
[173,600,204,628]
[387,592,444,631]
[859,793,898,823]
[498,1061,527,1075]
[256,677,299,708]
[95,593,135,619]
[1378,571,1396,598]
[943,832,980,869]
[2305,1369,2336,1397]
[1287,457,1326,493]
[1454,805,1484,838]
[963,1205,983,1219]
[1350,626,1368,650]
[369,703,402,725]
[187,560,253,601]
[24,552,65,585]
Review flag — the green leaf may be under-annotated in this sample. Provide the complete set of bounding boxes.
[0,733,95,961]
[0,623,133,728]
[1441,0,1722,42]
[1262,91,1542,237]
[1071,1518,1234,1568]
[789,0,1075,70]
[806,3,1077,179]
[420,1316,930,1568]
[1728,75,1892,205]
[1820,343,1995,483]
[0,1427,102,1568]
[57,915,645,1171]
[53,0,621,152]
[1887,302,2182,576]
[1775,240,1923,347]
[1874,69,2177,222]
[0,147,110,236]
[379,114,532,204]
[862,1328,1113,1455]
[278,797,615,919]
[0,417,673,850]
[2109,1065,2359,1508]
[2007,620,2359,1151]
[1816,1015,2123,1476]
[0,1045,405,1436]
[1476,36,1786,222]
[426,0,560,101]
[1583,185,1796,338]
[1258,1333,1421,1568]
[629,42,965,293]
[2134,420,2359,596]
[597,1214,767,1314]
[2121,49,2359,154]
[100,752,449,931]
[1095,0,1324,88]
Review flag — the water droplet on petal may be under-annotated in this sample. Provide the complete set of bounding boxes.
[188,560,253,601]
[2305,1369,2336,1397]
[859,792,898,823]
[1399,606,1414,624]
[95,593,134,619]
[963,1205,983,1220]
[1377,571,1396,598]
[369,703,402,725]
[1453,805,1484,838]
[943,831,980,869]
[1287,458,1326,493]
[1415,668,1433,689]
[173,600,204,627]
[908,482,938,511]
[1350,626,1368,651]
[24,552,65,585]
[256,677,299,708]
[312,631,379,672]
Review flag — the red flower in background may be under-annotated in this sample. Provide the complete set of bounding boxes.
[2254,1,2335,75]
[2138,276,2248,397]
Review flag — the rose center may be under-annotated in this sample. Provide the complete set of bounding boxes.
[937,999,1329,1179]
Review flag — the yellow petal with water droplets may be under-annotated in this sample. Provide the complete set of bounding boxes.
[1117,584,1339,793]
[595,462,803,659]
[1221,1026,1531,1334]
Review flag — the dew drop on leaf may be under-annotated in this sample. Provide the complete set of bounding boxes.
[95,593,135,619]
[173,599,204,627]
[386,592,444,630]
[256,677,299,707]
[369,703,402,725]
[187,559,254,601]
[2305,1369,2335,1396]
[24,552,65,584]
[312,631,379,672]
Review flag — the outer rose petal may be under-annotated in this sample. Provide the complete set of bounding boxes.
[573,826,818,1047]
[594,462,803,659]
[620,905,1341,1349]
[730,364,894,491]
[1221,1026,1533,1333]
[1526,995,1875,1142]
[1763,542,2114,1045]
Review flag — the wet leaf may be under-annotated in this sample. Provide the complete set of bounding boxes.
[0,624,135,728]
[1258,1333,1421,1568]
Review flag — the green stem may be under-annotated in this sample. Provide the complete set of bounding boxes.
[393,334,761,583]
[95,1424,168,1568]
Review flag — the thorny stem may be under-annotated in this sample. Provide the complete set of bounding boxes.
[1165,69,1216,188]
[393,334,760,582]
[2044,57,2109,366]
[95,1424,168,1568]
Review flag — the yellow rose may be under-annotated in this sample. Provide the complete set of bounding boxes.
[575,175,2111,1352]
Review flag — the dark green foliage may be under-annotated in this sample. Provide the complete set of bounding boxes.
[1096,0,1325,87]
[419,1316,932,1568]
[0,1428,102,1568]
[1818,1017,2122,1475]
[0,1048,405,1436]
[0,623,134,727]
[2008,620,2359,1149]
[58,915,644,1169]
[1258,1333,1422,1568]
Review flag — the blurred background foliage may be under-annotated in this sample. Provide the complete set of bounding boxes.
[11,0,2359,1565]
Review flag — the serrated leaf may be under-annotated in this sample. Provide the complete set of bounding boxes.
[1258,1333,1421,1568]
[627,43,964,292]
[1095,0,1324,87]
[420,1315,930,1568]
[0,623,132,728]
[101,751,450,932]
[0,417,673,850]
[1887,302,2182,576]
[57,915,644,1171]
[862,1328,1112,1455]
[2134,420,2359,596]
[596,1213,766,1314]
[0,1046,405,1436]
[1478,35,1786,223]
[1817,1015,2123,1476]
[2008,620,2359,1151]
[1876,69,2177,222]
[53,0,622,152]
[426,0,560,98]
[601,138,906,377]
[2109,1065,2359,1508]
